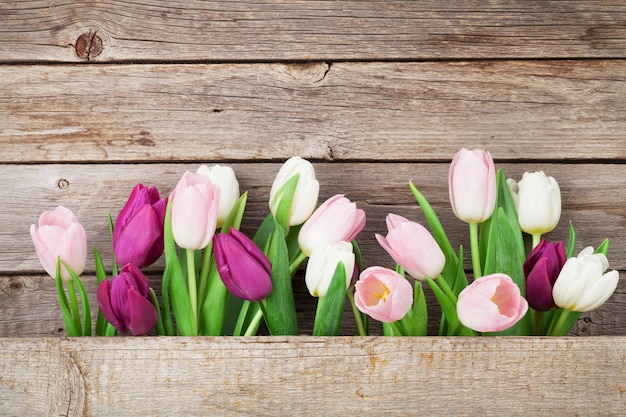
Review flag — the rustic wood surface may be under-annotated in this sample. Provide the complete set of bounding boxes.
[1,61,625,162]
[0,1,625,414]
[1,1,625,62]
[0,336,624,416]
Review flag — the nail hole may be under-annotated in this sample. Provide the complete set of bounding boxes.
[57,179,69,190]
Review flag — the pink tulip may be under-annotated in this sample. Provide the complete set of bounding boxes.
[298,194,366,256]
[113,184,167,268]
[354,267,413,323]
[97,263,157,336]
[375,214,445,281]
[30,205,87,281]
[449,148,496,224]
[170,171,220,250]
[457,273,528,332]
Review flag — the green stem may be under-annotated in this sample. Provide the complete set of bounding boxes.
[186,249,198,322]
[289,251,307,276]
[532,233,542,249]
[469,222,482,278]
[436,275,458,304]
[243,307,264,336]
[197,242,213,310]
[347,289,367,336]
[66,280,82,336]
[550,308,572,336]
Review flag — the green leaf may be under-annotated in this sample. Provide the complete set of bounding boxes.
[93,246,109,336]
[262,219,299,335]
[164,198,197,335]
[313,262,347,336]
[270,174,300,232]
[55,260,80,337]
[150,288,164,336]
[565,221,577,258]
[595,238,610,256]
[62,261,92,337]
[426,277,461,336]
[199,259,228,336]
[409,280,427,336]
[107,212,119,276]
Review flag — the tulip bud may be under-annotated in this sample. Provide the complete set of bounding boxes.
[213,228,273,301]
[269,156,320,226]
[196,164,240,227]
[552,246,619,312]
[113,184,167,268]
[457,273,528,332]
[510,171,561,235]
[97,263,157,336]
[354,266,413,323]
[449,148,496,224]
[298,194,366,256]
[375,214,445,281]
[523,239,566,311]
[170,171,220,250]
[305,242,355,297]
[30,205,87,281]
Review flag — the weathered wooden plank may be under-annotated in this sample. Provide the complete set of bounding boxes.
[0,337,624,416]
[0,1,625,62]
[1,61,625,162]
[1,273,623,337]
[7,162,626,272]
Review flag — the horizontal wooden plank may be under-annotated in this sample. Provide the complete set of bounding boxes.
[1,273,623,337]
[7,162,626,273]
[0,1,625,62]
[1,61,625,162]
[0,337,624,416]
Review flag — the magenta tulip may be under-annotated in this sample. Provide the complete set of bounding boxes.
[97,263,157,336]
[354,267,413,323]
[170,171,220,250]
[213,228,272,301]
[298,194,366,256]
[375,214,446,281]
[30,205,87,281]
[457,273,528,332]
[449,148,496,224]
[524,239,567,311]
[113,184,167,268]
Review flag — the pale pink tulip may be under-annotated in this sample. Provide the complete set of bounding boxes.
[30,205,87,281]
[375,214,445,281]
[298,194,366,256]
[170,171,220,250]
[457,273,528,332]
[354,267,413,323]
[449,148,496,223]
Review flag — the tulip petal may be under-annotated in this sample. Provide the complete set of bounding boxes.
[126,288,158,336]
[97,280,124,333]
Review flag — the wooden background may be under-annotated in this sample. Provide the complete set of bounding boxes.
[0,1,625,415]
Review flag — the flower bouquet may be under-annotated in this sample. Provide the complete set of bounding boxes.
[30,149,618,338]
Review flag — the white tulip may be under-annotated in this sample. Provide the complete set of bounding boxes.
[269,156,319,226]
[196,164,240,227]
[305,242,355,297]
[514,171,561,235]
[552,246,619,312]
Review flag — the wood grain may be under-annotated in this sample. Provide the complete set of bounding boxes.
[1,273,623,337]
[0,1,625,62]
[8,162,626,272]
[0,336,624,416]
[1,61,625,163]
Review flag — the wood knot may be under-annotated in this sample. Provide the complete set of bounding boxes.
[75,32,103,60]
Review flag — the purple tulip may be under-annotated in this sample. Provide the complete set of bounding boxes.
[113,184,167,268]
[523,239,567,311]
[97,263,157,336]
[213,228,273,301]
